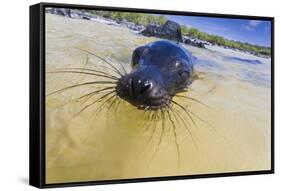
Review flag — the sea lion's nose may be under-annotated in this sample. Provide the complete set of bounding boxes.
[129,77,153,97]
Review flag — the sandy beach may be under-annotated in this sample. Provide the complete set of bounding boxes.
[45,14,271,183]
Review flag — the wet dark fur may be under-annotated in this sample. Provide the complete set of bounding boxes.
[116,40,194,110]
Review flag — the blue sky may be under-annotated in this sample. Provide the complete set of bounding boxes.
[164,15,271,47]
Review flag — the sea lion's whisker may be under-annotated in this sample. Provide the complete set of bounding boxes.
[172,99,223,141]
[47,81,116,96]
[170,99,211,127]
[119,62,127,75]
[140,110,151,132]
[144,111,158,169]
[93,64,122,77]
[172,106,191,127]
[103,96,118,130]
[92,93,117,119]
[167,104,199,150]
[56,67,120,79]
[148,111,158,143]
[175,95,210,108]
[113,98,122,113]
[143,111,155,132]
[106,96,119,114]
[76,47,124,77]
[47,70,118,81]
[166,98,198,129]
[112,95,125,113]
[170,97,225,149]
[168,102,198,133]
[77,86,116,102]
[143,111,152,131]
[164,106,181,170]
[159,108,165,148]
[76,90,116,115]
[148,108,166,165]
[114,97,122,111]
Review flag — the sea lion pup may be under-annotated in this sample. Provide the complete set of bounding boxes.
[48,40,195,113]
[116,40,194,110]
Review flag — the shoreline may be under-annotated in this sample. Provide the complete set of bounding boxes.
[45,8,271,59]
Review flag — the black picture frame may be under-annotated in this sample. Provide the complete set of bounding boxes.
[30,2,275,188]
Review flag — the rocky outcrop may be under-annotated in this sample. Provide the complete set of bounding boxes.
[45,8,72,17]
[183,38,205,48]
[45,8,98,20]
[141,20,182,42]
[117,20,145,32]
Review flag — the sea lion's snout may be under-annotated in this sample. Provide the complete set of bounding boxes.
[116,68,169,110]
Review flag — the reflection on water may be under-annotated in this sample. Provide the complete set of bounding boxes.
[225,56,263,65]
[45,14,271,184]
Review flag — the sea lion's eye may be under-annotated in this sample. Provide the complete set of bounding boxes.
[178,71,189,80]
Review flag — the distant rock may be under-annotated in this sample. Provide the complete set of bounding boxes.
[141,20,182,42]
[118,20,145,32]
[45,8,98,21]
[46,8,71,17]
[183,37,206,48]
[184,39,192,45]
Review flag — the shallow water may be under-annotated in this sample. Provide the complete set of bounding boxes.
[45,14,271,183]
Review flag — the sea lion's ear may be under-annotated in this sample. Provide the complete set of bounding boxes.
[131,46,149,67]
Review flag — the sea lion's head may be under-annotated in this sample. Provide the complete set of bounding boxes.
[116,40,194,110]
